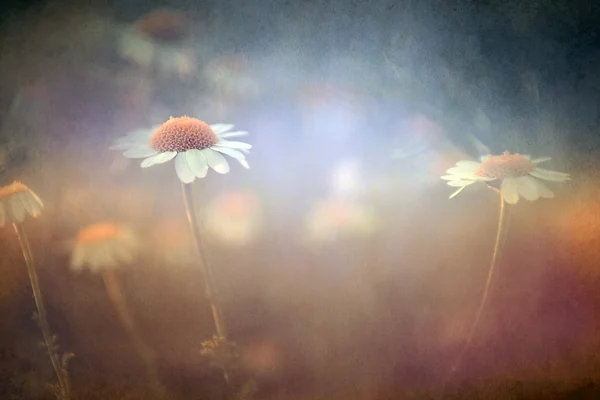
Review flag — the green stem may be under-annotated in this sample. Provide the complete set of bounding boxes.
[13,222,71,399]
[442,193,508,393]
[181,182,230,384]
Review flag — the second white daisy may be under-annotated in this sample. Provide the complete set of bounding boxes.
[112,116,251,184]
[442,152,571,204]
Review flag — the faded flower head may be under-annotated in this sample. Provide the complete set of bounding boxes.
[70,222,140,273]
[111,116,251,184]
[117,9,195,77]
[442,152,571,204]
[305,198,378,243]
[0,181,43,227]
[204,192,261,246]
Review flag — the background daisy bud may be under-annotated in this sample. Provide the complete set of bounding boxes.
[304,199,378,243]
[203,191,262,246]
[0,181,44,227]
[70,222,140,273]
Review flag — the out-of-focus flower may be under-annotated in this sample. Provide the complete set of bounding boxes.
[111,116,251,184]
[204,192,261,246]
[298,83,364,142]
[304,199,378,243]
[204,54,259,101]
[0,181,43,227]
[70,222,140,273]
[330,159,364,198]
[117,9,196,77]
[442,152,571,204]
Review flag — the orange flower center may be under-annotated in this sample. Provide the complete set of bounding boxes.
[150,116,218,153]
[77,222,121,244]
[475,152,534,179]
[0,181,28,199]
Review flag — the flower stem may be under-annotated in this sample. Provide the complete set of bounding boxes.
[101,269,165,395]
[181,183,232,385]
[13,222,71,400]
[442,193,508,392]
[181,182,228,339]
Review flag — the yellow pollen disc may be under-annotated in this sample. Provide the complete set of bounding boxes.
[0,181,28,199]
[475,151,534,179]
[150,116,218,153]
[77,222,121,244]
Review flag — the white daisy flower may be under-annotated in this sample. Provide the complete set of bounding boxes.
[0,181,44,227]
[442,151,571,204]
[111,116,252,184]
[70,222,140,273]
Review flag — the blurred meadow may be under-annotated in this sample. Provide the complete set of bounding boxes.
[0,0,600,399]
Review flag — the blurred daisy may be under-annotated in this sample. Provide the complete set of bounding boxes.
[71,222,140,273]
[0,181,43,226]
[204,55,259,101]
[111,116,251,184]
[117,8,196,77]
[70,222,163,391]
[442,152,571,204]
[204,192,261,246]
[305,199,378,243]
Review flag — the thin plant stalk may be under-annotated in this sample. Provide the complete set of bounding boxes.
[443,192,508,392]
[13,222,71,400]
[181,182,228,339]
[181,182,231,385]
[100,269,165,395]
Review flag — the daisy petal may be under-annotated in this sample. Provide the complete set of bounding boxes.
[212,145,246,161]
[27,189,44,211]
[185,149,209,178]
[501,178,520,204]
[531,157,552,164]
[529,167,571,182]
[449,185,467,199]
[210,124,235,134]
[518,176,540,201]
[140,151,177,168]
[0,202,4,227]
[175,152,196,184]
[122,147,159,158]
[217,130,249,138]
[202,148,230,174]
[445,167,476,177]
[18,192,36,217]
[447,180,476,187]
[455,160,481,169]
[240,159,250,169]
[11,195,26,222]
[216,139,252,150]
